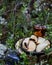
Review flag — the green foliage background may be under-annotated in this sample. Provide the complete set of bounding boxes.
[0,0,52,65]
